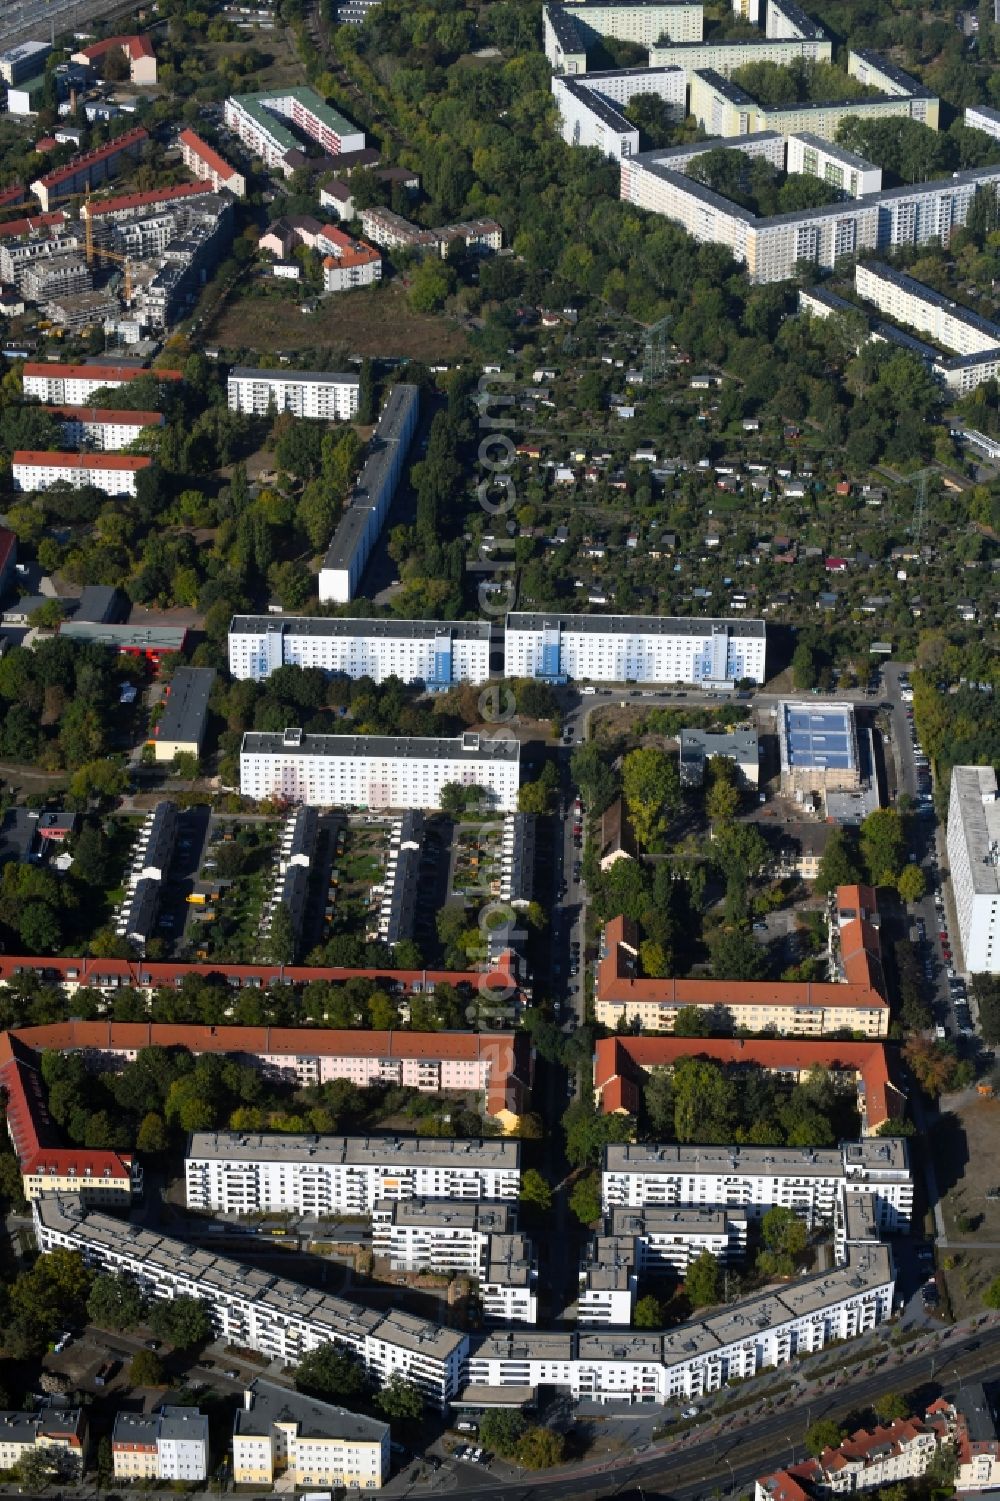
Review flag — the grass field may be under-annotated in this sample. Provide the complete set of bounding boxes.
[210,280,472,362]
[932,1094,1000,1320]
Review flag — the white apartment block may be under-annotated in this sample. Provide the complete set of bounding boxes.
[21,362,181,405]
[319,383,419,603]
[481,1234,539,1325]
[602,1140,913,1231]
[468,1240,893,1401]
[966,103,1000,139]
[224,89,365,177]
[233,1381,389,1491]
[228,615,491,687]
[504,612,766,685]
[372,1198,515,1273]
[239,728,520,812]
[112,1408,208,1482]
[226,367,359,419]
[185,1133,522,1215]
[855,261,1000,356]
[44,405,165,450]
[688,68,938,140]
[542,0,703,74]
[621,157,1000,283]
[33,1196,468,1407]
[578,1238,638,1324]
[947,766,1000,975]
[179,128,246,197]
[648,35,830,73]
[786,132,882,197]
[609,1205,749,1273]
[766,0,826,38]
[12,450,151,497]
[552,69,685,159]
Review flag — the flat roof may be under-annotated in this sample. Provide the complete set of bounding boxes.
[228,366,358,386]
[605,1141,845,1178]
[322,384,419,572]
[546,4,587,51]
[949,766,1000,897]
[858,260,1000,345]
[231,614,490,642]
[155,666,215,747]
[768,0,827,38]
[849,47,922,93]
[679,727,758,763]
[507,611,765,638]
[188,1131,521,1169]
[609,1205,739,1236]
[374,1197,513,1233]
[59,621,187,649]
[235,1378,387,1444]
[693,68,756,105]
[789,131,878,171]
[241,730,519,762]
[228,87,359,152]
[779,700,857,772]
[560,78,635,134]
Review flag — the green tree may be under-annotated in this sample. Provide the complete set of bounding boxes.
[805,1419,844,1456]
[376,1375,423,1424]
[295,1342,369,1400]
[814,826,862,893]
[480,1409,526,1456]
[706,771,740,825]
[673,1057,735,1142]
[633,1294,663,1327]
[985,1276,1000,1310]
[792,641,817,690]
[129,1349,166,1386]
[149,1294,212,1350]
[684,1250,720,1308]
[569,1172,603,1225]
[860,808,905,887]
[672,1006,712,1037]
[519,1168,553,1212]
[872,1392,909,1423]
[516,1426,566,1469]
[136,1111,169,1154]
[897,864,926,903]
[16,1446,80,1487]
[408,258,456,313]
[268,903,297,965]
[87,1272,146,1331]
[622,745,678,849]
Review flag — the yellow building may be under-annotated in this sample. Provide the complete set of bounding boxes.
[0,1409,86,1473]
[232,1380,390,1491]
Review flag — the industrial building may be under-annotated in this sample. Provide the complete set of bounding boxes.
[226,367,359,420]
[778,700,860,795]
[239,728,520,811]
[504,612,766,685]
[228,614,490,687]
[185,1133,522,1215]
[946,765,1000,975]
[319,383,420,603]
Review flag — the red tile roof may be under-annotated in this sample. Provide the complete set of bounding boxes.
[593,1035,904,1131]
[0,1031,132,1184]
[0,211,66,240]
[35,127,148,192]
[23,362,182,382]
[0,528,15,577]
[43,405,164,427]
[13,450,152,471]
[84,182,214,218]
[178,128,239,182]
[75,34,155,63]
[0,185,25,208]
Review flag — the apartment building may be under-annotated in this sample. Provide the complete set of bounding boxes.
[647,35,830,73]
[357,207,502,258]
[71,34,157,84]
[481,1234,539,1324]
[178,127,246,197]
[3,1020,531,1130]
[21,362,182,404]
[855,261,1000,356]
[226,366,359,419]
[43,406,165,451]
[766,0,826,38]
[0,41,51,85]
[224,87,365,177]
[0,1030,139,1204]
[112,1408,208,1482]
[847,47,925,98]
[678,726,759,787]
[499,812,536,909]
[31,127,149,212]
[377,810,423,947]
[601,1138,913,1230]
[504,612,766,685]
[239,728,520,811]
[0,228,81,291]
[966,102,1000,139]
[114,801,177,954]
[609,1205,749,1273]
[596,901,889,1037]
[185,1133,522,1214]
[319,223,382,291]
[233,1381,389,1490]
[319,382,420,603]
[593,1035,905,1135]
[0,1407,86,1473]
[20,254,91,302]
[467,1241,894,1402]
[577,1238,638,1324]
[552,69,685,158]
[148,666,215,763]
[542,0,703,73]
[372,1197,515,1273]
[688,68,938,139]
[946,765,1000,974]
[786,132,882,196]
[228,614,491,686]
[80,183,216,235]
[11,451,152,498]
[33,1196,468,1407]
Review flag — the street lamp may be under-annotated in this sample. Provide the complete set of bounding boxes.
[723,1455,736,1496]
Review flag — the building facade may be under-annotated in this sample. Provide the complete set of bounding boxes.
[552,69,685,158]
[785,132,882,196]
[21,363,182,404]
[31,127,149,211]
[12,450,151,497]
[185,1133,522,1215]
[946,765,1000,974]
[179,127,246,196]
[112,1408,208,1482]
[44,405,164,450]
[504,612,766,685]
[226,367,359,419]
[239,728,520,811]
[855,260,1000,355]
[228,615,491,686]
[0,1407,86,1472]
[232,1381,389,1490]
[224,88,364,177]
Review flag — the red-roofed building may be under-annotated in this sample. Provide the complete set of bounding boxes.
[31,127,148,212]
[318,223,381,292]
[0,185,26,210]
[0,1031,138,1203]
[81,182,215,222]
[0,527,16,596]
[70,35,157,85]
[0,210,67,240]
[594,1035,904,1133]
[12,450,152,498]
[595,885,889,1038]
[22,362,182,404]
[43,405,165,451]
[179,128,246,197]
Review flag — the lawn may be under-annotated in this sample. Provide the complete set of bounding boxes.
[209,280,472,362]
